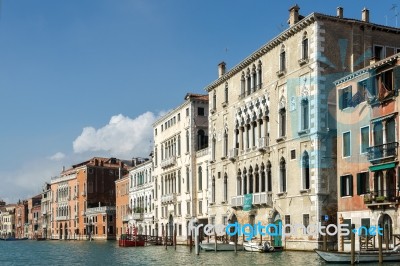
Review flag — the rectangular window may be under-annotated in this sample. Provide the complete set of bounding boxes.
[198,201,202,215]
[198,107,205,116]
[290,149,296,160]
[303,214,309,228]
[186,108,189,117]
[178,113,180,121]
[340,175,353,197]
[360,218,370,236]
[343,131,351,157]
[339,86,352,110]
[374,45,384,60]
[302,38,308,60]
[187,202,190,216]
[360,126,369,154]
[357,172,369,195]
[284,215,290,233]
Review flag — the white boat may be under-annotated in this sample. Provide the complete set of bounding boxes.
[200,242,243,251]
[315,249,400,263]
[243,241,274,252]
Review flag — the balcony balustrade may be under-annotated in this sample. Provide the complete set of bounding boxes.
[132,213,144,221]
[367,142,398,162]
[161,193,177,204]
[258,137,269,152]
[364,189,400,207]
[160,156,176,168]
[229,148,238,161]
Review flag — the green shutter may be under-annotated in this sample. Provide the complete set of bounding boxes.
[366,76,376,96]
[357,173,361,195]
[338,90,343,110]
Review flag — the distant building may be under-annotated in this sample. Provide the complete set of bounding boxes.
[85,204,116,240]
[0,204,16,238]
[115,173,129,239]
[28,195,42,239]
[15,200,28,239]
[41,183,52,239]
[50,157,129,240]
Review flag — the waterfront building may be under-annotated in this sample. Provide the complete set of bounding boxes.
[115,173,129,239]
[153,93,209,243]
[15,200,28,239]
[0,204,16,238]
[41,183,52,239]
[204,5,400,250]
[335,53,400,251]
[50,157,129,240]
[128,158,153,236]
[27,195,42,239]
[85,205,116,240]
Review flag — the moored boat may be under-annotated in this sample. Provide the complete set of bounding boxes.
[200,242,244,251]
[243,241,274,252]
[315,249,400,263]
[118,234,146,247]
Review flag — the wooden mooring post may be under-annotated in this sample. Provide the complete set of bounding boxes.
[378,233,383,263]
[165,225,168,250]
[214,230,217,252]
[350,232,355,265]
[174,227,177,250]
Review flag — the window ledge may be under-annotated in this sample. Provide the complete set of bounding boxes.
[209,202,215,206]
[300,189,310,194]
[220,156,227,160]
[276,70,286,77]
[222,101,228,108]
[298,58,309,66]
[298,129,309,135]
[209,159,215,164]
[221,201,227,204]
[276,136,286,142]
[276,192,287,197]
[210,108,216,114]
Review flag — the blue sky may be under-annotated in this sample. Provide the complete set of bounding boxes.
[0,0,398,202]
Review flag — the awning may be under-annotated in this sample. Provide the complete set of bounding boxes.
[369,162,396,172]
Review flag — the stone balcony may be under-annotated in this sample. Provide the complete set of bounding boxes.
[132,213,144,221]
[229,148,238,161]
[367,142,398,163]
[258,137,270,152]
[161,193,177,204]
[231,192,273,209]
[161,156,176,168]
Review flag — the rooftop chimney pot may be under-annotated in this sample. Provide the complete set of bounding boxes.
[288,4,300,27]
[362,8,369,23]
[337,7,343,18]
[218,62,226,78]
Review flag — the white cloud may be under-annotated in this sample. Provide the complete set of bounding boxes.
[48,152,66,161]
[73,112,158,158]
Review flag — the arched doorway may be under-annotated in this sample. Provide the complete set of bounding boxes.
[59,223,63,240]
[272,212,282,247]
[378,213,392,248]
[64,223,68,240]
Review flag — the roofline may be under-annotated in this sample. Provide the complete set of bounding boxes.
[334,53,400,85]
[204,12,400,92]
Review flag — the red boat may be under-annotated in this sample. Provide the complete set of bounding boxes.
[118,234,146,247]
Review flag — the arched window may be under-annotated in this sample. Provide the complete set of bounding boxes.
[178,170,181,193]
[280,158,286,192]
[243,168,247,194]
[223,129,228,157]
[241,72,245,97]
[161,144,164,160]
[257,61,262,88]
[252,65,256,92]
[212,136,216,161]
[301,99,309,130]
[280,45,286,72]
[177,135,181,156]
[213,91,216,110]
[302,151,310,190]
[186,130,190,153]
[212,176,216,203]
[302,33,308,60]
[279,99,286,137]
[246,69,251,95]
[267,161,272,191]
[186,167,190,192]
[198,166,202,191]
[197,129,207,150]
[237,169,242,195]
[249,166,254,194]
[224,173,228,202]
[224,82,229,103]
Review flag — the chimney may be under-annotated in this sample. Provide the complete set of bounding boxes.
[218,62,226,78]
[362,8,369,23]
[288,4,300,27]
[62,166,65,172]
[337,7,343,18]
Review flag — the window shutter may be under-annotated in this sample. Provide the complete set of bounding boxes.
[340,176,344,197]
[338,90,343,110]
[350,175,354,196]
[393,66,400,92]
[356,173,361,195]
[366,76,376,96]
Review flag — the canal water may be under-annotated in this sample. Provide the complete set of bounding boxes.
[0,240,398,265]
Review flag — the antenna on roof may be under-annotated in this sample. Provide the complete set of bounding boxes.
[390,4,398,27]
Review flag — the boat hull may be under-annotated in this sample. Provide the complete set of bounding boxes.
[118,239,145,247]
[200,243,243,251]
[315,249,400,263]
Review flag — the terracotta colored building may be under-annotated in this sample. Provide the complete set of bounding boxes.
[50,157,129,240]
[84,205,116,240]
[15,200,28,239]
[115,174,129,239]
[28,195,42,239]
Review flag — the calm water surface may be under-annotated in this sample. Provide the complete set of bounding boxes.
[0,240,397,265]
